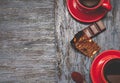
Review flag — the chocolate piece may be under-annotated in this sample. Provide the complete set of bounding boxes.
[71,21,105,57]
[71,31,100,57]
[83,20,106,38]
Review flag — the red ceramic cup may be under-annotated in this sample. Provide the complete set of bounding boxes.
[90,50,120,83]
[67,0,112,23]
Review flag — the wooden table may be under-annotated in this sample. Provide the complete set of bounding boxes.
[0,0,120,83]
[0,0,56,83]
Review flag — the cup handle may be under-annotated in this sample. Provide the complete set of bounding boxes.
[102,0,112,11]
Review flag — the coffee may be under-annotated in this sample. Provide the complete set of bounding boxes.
[104,59,120,83]
[79,0,100,7]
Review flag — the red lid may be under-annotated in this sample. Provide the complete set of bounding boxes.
[90,50,120,83]
[67,0,108,23]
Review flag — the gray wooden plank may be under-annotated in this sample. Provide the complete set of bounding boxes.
[0,0,56,83]
[55,0,120,83]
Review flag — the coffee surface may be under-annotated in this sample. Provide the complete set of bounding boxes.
[79,0,100,7]
[104,59,120,83]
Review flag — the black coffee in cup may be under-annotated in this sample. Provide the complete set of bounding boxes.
[104,59,120,83]
[79,0,100,8]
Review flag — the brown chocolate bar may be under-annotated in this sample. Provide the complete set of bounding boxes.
[83,20,106,38]
[71,31,100,57]
[71,21,105,57]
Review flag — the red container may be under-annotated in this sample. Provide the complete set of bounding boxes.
[90,50,120,83]
[67,0,112,23]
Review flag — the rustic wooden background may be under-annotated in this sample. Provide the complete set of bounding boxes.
[0,0,120,83]
[0,0,56,83]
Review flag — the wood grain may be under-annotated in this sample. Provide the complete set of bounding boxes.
[55,0,120,83]
[0,0,120,83]
[0,0,56,83]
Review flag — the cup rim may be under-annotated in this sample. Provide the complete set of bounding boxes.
[76,0,104,10]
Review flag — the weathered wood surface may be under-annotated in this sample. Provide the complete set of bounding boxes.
[0,0,120,83]
[0,0,56,83]
[55,0,120,83]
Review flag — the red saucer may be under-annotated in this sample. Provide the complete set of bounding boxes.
[90,50,120,83]
[67,0,108,23]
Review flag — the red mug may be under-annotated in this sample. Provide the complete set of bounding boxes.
[67,0,112,23]
[90,50,120,83]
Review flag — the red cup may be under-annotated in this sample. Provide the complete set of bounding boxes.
[67,0,112,23]
[90,50,120,83]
